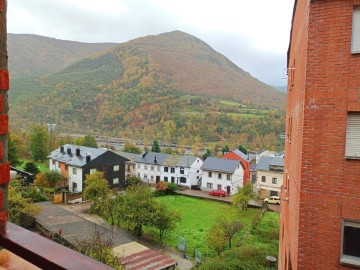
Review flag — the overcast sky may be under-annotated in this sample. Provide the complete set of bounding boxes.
[8,0,295,86]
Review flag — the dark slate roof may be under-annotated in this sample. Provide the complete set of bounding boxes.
[162,155,198,167]
[201,157,240,174]
[48,144,106,168]
[255,157,284,171]
[116,151,139,162]
[134,152,170,165]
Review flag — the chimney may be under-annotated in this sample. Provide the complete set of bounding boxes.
[141,151,147,158]
[60,146,64,153]
[67,147,72,155]
[76,148,81,156]
[154,156,157,164]
[86,153,91,163]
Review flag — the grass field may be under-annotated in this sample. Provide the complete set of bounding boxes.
[145,195,262,256]
[16,160,49,173]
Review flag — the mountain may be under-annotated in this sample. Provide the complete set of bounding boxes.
[8,34,118,79]
[273,85,287,94]
[9,31,285,149]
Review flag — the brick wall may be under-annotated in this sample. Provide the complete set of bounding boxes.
[280,1,360,269]
[0,0,8,221]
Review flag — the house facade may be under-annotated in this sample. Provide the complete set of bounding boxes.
[221,149,250,185]
[201,157,243,195]
[280,1,360,269]
[134,152,203,188]
[255,157,284,199]
[48,145,129,193]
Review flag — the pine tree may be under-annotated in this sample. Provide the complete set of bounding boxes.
[151,140,160,153]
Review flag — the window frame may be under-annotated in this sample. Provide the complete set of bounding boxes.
[345,113,360,159]
[351,6,360,54]
[340,220,360,267]
[170,167,175,173]
[261,176,266,183]
[113,178,119,184]
[272,177,278,184]
[114,165,119,171]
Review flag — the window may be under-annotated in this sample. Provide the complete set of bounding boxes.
[170,167,175,173]
[227,174,231,180]
[144,174,148,179]
[352,7,360,53]
[197,170,199,173]
[144,165,148,170]
[137,164,140,169]
[114,165,119,171]
[341,220,360,266]
[90,169,96,174]
[164,176,168,182]
[171,177,175,183]
[272,178,278,184]
[345,113,360,159]
[180,177,186,183]
[180,167,184,174]
[151,175,154,180]
[164,167,169,172]
[113,178,119,184]
[52,160,55,165]
[150,166,154,171]
[261,176,266,182]
[208,172,212,178]
[73,168,77,175]
[207,183,213,188]
[72,182,77,192]
[217,184,221,190]
[218,173,222,179]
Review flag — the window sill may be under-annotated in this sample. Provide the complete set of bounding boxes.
[340,255,360,268]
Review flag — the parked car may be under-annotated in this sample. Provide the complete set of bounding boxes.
[209,189,227,197]
[264,196,280,205]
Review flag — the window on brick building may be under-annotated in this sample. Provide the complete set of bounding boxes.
[345,113,360,159]
[341,220,360,266]
[352,7,360,53]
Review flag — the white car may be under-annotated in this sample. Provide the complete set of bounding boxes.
[264,196,280,205]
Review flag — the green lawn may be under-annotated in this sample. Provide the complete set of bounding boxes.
[145,195,261,256]
[16,160,49,173]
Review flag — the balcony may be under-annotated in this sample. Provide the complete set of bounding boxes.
[0,220,114,270]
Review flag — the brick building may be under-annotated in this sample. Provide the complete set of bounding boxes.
[280,1,360,269]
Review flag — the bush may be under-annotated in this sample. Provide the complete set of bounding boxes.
[166,183,177,194]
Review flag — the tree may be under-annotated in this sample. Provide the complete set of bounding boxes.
[83,172,111,216]
[83,135,98,148]
[151,140,160,153]
[238,145,248,155]
[206,224,227,255]
[24,161,40,176]
[113,184,155,236]
[125,175,143,187]
[218,218,244,248]
[7,133,19,165]
[151,203,180,241]
[74,225,124,270]
[123,141,141,154]
[232,183,256,210]
[202,148,211,160]
[35,171,66,188]
[29,124,49,162]
[221,145,230,155]
[8,179,41,225]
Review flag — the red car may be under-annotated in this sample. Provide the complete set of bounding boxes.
[209,189,227,197]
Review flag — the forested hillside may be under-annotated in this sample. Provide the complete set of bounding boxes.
[9,31,285,150]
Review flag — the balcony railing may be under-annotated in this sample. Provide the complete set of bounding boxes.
[0,220,114,270]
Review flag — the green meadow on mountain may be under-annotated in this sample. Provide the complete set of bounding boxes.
[9,31,285,149]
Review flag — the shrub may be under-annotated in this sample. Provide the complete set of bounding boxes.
[166,183,177,194]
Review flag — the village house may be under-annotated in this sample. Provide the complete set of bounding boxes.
[134,152,203,187]
[254,156,284,199]
[200,157,244,195]
[48,144,129,193]
[161,155,203,188]
[221,149,251,186]
[117,151,137,178]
